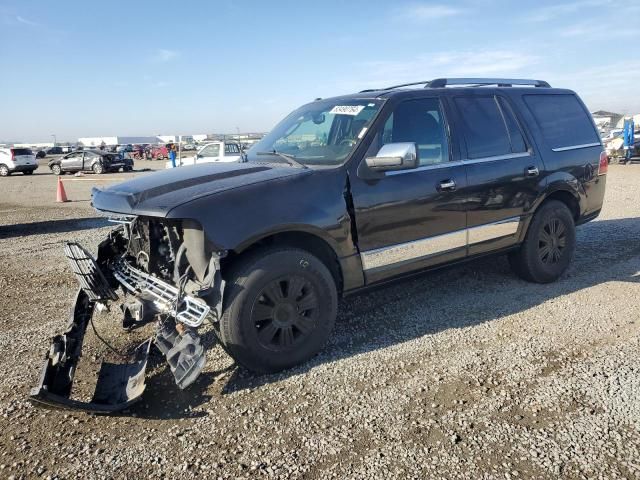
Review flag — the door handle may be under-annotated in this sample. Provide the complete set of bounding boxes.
[438,179,456,191]
[525,166,539,177]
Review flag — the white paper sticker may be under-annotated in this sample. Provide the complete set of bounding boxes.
[329,105,365,116]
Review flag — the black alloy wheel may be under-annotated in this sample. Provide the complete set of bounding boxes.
[251,275,319,351]
[538,218,567,264]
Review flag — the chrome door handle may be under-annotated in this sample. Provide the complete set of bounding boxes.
[526,166,539,177]
[438,179,456,191]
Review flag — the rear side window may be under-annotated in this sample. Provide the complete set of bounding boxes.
[11,148,33,156]
[524,94,599,149]
[225,144,240,154]
[454,96,527,159]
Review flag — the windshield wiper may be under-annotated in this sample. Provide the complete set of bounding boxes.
[256,150,308,169]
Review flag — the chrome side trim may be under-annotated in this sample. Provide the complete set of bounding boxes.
[463,152,531,164]
[551,143,601,152]
[386,160,464,176]
[385,152,532,176]
[360,216,522,271]
[467,217,520,245]
[360,230,466,271]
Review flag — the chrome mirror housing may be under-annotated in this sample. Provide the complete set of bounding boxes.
[365,142,418,172]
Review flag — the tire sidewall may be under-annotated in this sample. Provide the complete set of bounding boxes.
[51,164,61,175]
[221,249,337,372]
[0,165,8,177]
[523,201,576,283]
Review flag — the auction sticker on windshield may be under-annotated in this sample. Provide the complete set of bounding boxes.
[329,105,365,115]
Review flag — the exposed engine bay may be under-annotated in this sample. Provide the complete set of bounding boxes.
[29,215,226,413]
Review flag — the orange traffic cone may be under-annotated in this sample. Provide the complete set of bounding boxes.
[56,177,68,203]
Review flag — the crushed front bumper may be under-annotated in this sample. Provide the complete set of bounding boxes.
[30,289,152,413]
[30,241,217,413]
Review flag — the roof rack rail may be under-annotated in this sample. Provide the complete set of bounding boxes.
[426,78,550,88]
[360,78,551,93]
[360,80,432,93]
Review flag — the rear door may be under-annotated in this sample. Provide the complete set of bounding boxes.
[223,143,241,162]
[350,96,469,284]
[450,93,543,256]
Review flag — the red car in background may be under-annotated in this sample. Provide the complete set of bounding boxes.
[147,145,169,160]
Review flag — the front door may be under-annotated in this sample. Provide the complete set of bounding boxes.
[62,152,84,171]
[350,97,468,284]
[450,94,544,256]
[197,143,221,163]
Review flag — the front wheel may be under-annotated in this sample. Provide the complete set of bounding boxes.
[220,248,338,373]
[92,162,104,174]
[509,200,576,283]
[0,164,9,177]
[50,164,62,175]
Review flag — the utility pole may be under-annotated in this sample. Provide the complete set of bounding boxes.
[51,134,57,146]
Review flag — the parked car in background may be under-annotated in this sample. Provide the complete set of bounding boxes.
[36,150,46,159]
[46,146,64,155]
[148,145,169,160]
[116,144,134,153]
[0,147,38,176]
[48,150,133,175]
[166,141,241,168]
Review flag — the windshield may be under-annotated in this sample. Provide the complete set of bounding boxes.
[247,99,383,166]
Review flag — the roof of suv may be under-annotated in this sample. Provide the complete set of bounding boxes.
[318,77,573,103]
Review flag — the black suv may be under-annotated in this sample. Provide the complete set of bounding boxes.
[31,78,607,412]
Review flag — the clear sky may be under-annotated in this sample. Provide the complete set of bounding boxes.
[1,0,638,142]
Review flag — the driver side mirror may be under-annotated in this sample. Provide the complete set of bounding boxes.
[365,142,418,172]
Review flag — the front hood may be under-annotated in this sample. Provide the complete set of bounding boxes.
[92,162,308,217]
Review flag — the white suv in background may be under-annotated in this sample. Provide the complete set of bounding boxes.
[0,147,38,176]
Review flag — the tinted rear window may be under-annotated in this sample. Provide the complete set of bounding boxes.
[524,94,599,149]
[454,96,513,159]
[11,148,33,156]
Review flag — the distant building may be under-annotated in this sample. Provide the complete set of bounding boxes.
[78,136,160,147]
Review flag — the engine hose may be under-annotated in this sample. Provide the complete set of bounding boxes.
[173,242,188,285]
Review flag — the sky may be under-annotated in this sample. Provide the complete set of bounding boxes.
[1,0,639,142]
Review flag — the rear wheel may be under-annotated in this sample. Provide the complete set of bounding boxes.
[156,154,164,160]
[220,248,338,373]
[0,164,9,177]
[50,164,62,175]
[509,200,576,283]
[92,162,104,174]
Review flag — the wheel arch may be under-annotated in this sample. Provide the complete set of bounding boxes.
[222,229,344,294]
[539,189,580,222]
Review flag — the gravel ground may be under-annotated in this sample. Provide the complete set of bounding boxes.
[0,160,639,479]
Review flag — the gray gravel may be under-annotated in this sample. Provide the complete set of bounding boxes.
[0,161,639,479]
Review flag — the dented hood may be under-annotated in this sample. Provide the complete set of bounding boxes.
[92,162,308,216]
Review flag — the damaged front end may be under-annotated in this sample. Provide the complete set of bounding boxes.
[30,215,226,413]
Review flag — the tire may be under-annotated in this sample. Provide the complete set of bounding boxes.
[0,164,9,177]
[124,166,133,172]
[220,247,338,373]
[156,154,164,160]
[92,162,104,174]
[509,200,576,283]
[50,164,62,175]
